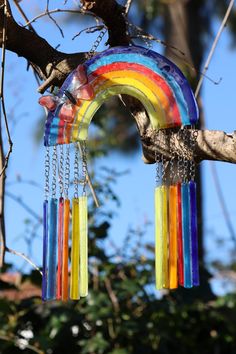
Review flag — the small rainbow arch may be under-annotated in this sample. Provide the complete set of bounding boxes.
[43,46,198,146]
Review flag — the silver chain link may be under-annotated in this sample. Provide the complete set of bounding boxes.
[81,141,88,196]
[177,128,184,182]
[44,147,50,200]
[155,131,162,186]
[52,146,57,198]
[64,144,70,199]
[74,143,79,199]
[190,128,198,180]
[87,28,107,60]
[58,145,64,197]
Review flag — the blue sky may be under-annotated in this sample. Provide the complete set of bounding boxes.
[3,2,236,294]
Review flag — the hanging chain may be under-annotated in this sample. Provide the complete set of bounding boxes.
[64,144,70,200]
[44,146,50,200]
[81,141,88,196]
[52,146,57,199]
[182,127,190,183]
[190,128,198,181]
[58,145,64,198]
[155,130,162,186]
[169,130,176,184]
[177,128,184,183]
[74,143,79,199]
[87,28,107,60]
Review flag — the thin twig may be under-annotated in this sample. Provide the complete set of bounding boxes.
[125,0,133,14]
[104,277,120,313]
[5,246,42,275]
[45,1,64,38]
[210,162,236,253]
[0,333,44,354]
[129,23,222,86]
[195,0,235,98]
[72,24,105,41]
[0,1,13,177]
[6,191,42,221]
[23,8,98,28]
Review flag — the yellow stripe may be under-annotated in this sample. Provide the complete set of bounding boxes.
[79,196,88,297]
[155,186,163,290]
[162,186,169,288]
[71,73,169,141]
[70,198,80,300]
[95,70,170,115]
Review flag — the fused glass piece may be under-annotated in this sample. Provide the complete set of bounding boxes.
[47,198,58,300]
[62,199,70,301]
[75,83,94,100]
[79,196,88,297]
[39,95,58,111]
[189,181,200,286]
[162,186,169,288]
[74,64,88,86]
[177,183,184,286]
[181,183,192,288]
[155,186,163,290]
[70,198,80,300]
[169,185,178,289]
[42,200,48,301]
[57,197,64,300]
[41,46,199,146]
[58,103,75,123]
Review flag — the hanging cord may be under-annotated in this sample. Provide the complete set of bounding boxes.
[74,143,80,199]
[52,146,57,199]
[58,145,64,198]
[81,141,88,196]
[44,146,50,200]
[64,144,70,200]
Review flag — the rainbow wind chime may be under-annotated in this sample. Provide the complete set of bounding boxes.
[39,45,199,301]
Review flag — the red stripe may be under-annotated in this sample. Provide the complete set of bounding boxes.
[90,62,181,126]
[177,183,184,286]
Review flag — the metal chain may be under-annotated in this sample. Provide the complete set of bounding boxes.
[182,127,191,183]
[161,152,167,185]
[64,144,70,199]
[177,128,184,182]
[44,146,50,200]
[58,145,64,197]
[155,131,162,186]
[52,146,57,199]
[190,128,198,180]
[81,141,88,196]
[169,131,176,183]
[74,143,79,199]
[87,28,107,60]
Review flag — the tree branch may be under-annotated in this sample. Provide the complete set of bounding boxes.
[0,0,234,166]
[141,129,236,164]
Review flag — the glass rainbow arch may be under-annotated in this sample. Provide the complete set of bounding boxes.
[41,46,199,146]
[40,46,200,301]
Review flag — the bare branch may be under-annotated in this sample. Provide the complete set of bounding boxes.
[23,8,98,28]
[5,246,42,275]
[195,0,235,97]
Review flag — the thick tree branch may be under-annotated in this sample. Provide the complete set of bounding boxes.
[81,0,130,46]
[140,129,236,164]
[0,0,234,166]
